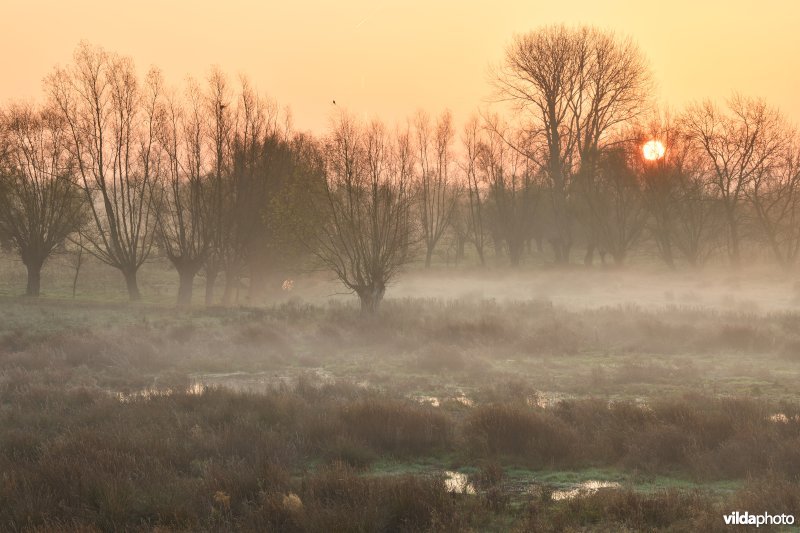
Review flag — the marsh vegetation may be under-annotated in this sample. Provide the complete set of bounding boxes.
[2,262,800,531]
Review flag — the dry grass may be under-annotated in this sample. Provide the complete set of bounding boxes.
[2,292,800,530]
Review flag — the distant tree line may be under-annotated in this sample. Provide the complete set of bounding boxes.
[0,27,798,311]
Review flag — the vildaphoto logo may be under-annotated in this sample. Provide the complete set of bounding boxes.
[723,511,795,527]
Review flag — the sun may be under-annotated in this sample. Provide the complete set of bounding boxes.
[643,140,666,161]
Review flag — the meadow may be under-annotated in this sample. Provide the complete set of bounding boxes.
[2,254,800,531]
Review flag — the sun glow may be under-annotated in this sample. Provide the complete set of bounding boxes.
[643,140,666,161]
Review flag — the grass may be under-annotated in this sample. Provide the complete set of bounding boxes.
[3,259,800,530]
[3,290,800,402]
[1,380,797,530]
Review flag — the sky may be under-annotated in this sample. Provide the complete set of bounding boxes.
[2,1,798,134]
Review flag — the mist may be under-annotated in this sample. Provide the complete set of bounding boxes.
[2,19,800,533]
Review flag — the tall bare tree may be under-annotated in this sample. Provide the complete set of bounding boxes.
[670,140,724,267]
[202,67,234,304]
[682,95,787,266]
[583,142,647,265]
[312,113,416,313]
[746,121,800,267]
[198,73,288,305]
[635,113,723,268]
[481,115,539,266]
[493,25,651,264]
[156,83,213,306]
[218,78,295,304]
[638,116,677,267]
[0,104,86,296]
[415,111,458,267]
[461,116,487,265]
[47,43,161,300]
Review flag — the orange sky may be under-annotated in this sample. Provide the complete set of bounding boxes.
[2,1,798,134]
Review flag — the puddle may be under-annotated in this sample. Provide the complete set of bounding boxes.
[412,393,474,408]
[116,382,204,402]
[444,471,476,495]
[413,395,441,407]
[527,393,652,411]
[114,368,338,402]
[769,413,800,423]
[195,368,334,392]
[529,392,569,408]
[455,393,474,407]
[550,480,621,501]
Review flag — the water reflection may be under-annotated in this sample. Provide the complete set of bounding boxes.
[769,413,800,423]
[113,368,340,401]
[444,471,476,495]
[550,480,621,501]
[116,382,204,402]
[413,395,440,407]
[412,392,474,408]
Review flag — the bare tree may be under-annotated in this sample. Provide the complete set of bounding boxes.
[198,72,288,305]
[746,121,800,267]
[582,143,647,265]
[312,113,416,313]
[447,201,469,264]
[682,95,786,266]
[0,103,86,296]
[156,83,213,306]
[635,114,723,268]
[461,116,487,265]
[415,111,458,267]
[671,161,724,267]
[493,25,651,264]
[637,116,681,268]
[47,43,161,300]
[480,116,539,266]
[202,67,234,305]
[67,232,85,298]
[634,112,725,267]
[222,77,291,304]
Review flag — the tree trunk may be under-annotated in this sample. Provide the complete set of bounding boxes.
[456,235,465,263]
[549,239,565,264]
[205,268,219,306]
[222,271,238,306]
[660,242,676,270]
[492,232,504,258]
[535,236,544,254]
[584,240,596,267]
[765,232,787,270]
[25,261,43,297]
[357,284,385,314]
[727,210,741,267]
[508,244,522,266]
[563,240,572,263]
[475,245,485,267]
[123,269,141,301]
[551,168,571,266]
[177,268,195,307]
[72,246,83,298]
[425,247,433,268]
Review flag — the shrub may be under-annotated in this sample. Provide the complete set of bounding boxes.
[339,398,452,455]
[464,404,577,465]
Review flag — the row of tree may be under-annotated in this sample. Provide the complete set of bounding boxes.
[1,28,798,311]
